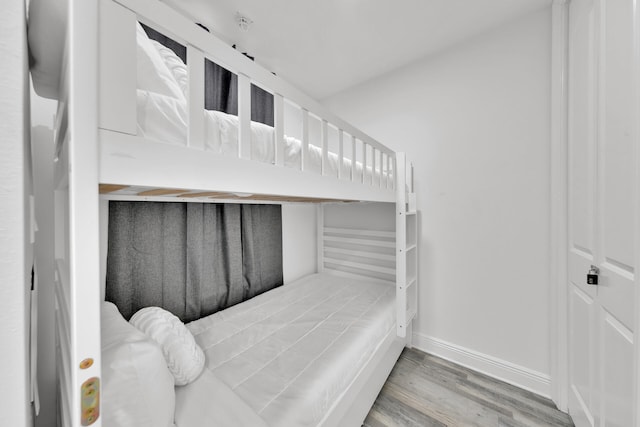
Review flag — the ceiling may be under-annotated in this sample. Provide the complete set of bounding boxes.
[163,0,551,99]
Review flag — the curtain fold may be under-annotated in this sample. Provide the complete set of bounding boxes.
[106,202,282,322]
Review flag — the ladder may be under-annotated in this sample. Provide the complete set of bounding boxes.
[395,153,418,338]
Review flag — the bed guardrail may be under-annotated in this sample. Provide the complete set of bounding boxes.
[319,226,396,283]
[99,0,396,195]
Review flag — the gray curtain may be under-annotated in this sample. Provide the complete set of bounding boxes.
[105,202,282,322]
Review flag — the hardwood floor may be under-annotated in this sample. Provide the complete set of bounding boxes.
[363,348,574,427]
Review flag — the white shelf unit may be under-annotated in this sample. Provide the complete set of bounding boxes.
[395,153,418,338]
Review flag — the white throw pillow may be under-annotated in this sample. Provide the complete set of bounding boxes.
[130,307,205,386]
[150,40,188,97]
[136,23,184,100]
[101,301,175,427]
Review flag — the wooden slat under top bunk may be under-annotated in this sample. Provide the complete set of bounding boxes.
[99,184,355,203]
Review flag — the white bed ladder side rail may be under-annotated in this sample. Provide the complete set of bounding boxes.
[395,152,418,338]
[56,0,103,425]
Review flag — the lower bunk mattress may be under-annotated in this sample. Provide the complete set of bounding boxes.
[176,273,396,427]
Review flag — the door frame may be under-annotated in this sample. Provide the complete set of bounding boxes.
[551,0,640,423]
[549,0,570,413]
[633,1,640,425]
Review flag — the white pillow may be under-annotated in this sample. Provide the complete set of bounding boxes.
[130,307,205,386]
[136,23,184,100]
[150,40,188,97]
[101,301,175,427]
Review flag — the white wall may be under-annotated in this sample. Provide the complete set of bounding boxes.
[0,0,32,425]
[282,204,317,283]
[323,202,395,232]
[324,8,552,395]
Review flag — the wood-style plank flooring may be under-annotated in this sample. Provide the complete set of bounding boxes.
[364,348,574,427]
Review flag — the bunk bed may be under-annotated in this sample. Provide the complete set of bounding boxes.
[28,0,419,426]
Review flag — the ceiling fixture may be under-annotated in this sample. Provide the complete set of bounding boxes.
[235,12,253,32]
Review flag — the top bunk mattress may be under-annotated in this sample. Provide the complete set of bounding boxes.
[184,272,395,427]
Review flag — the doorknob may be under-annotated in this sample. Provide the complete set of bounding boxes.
[587,265,599,285]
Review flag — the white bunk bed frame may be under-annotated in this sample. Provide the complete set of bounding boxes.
[46,0,418,425]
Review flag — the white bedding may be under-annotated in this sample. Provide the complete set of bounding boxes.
[182,273,395,427]
[136,89,380,181]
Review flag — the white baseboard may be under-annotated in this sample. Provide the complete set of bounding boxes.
[412,332,551,398]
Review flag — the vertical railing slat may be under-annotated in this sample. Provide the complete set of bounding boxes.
[372,148,377,186]
[382,153,387,188]
[379,149,384,188]
[321,119,328,176]
[351,135,356,182]
[238,73,251,159]
[361,141,367,184]
[274,94,285,167]
[385,153,391,188]
[337,129,344,180]
[301,109,309,171]
[187,46,205,149]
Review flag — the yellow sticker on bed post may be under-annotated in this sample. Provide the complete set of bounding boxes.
[81,377,100,425]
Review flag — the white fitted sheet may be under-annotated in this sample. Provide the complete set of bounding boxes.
[135,90,386,182]
[185,273,395,427]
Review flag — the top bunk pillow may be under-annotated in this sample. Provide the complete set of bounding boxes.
[150,40,188,97]
[101,301,175,427]
[130,307,205,386]
[136,23,185,101]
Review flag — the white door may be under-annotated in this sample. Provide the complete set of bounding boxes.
[567,0,637,426]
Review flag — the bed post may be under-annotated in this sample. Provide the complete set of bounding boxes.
[54,0,103,425]
[317,204,324,273]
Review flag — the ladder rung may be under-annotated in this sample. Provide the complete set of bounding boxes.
[324,227,395,239]
[324,235,395,248]
[324,247,395,262]
[406,243,417,251]
[325,258,395,275]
